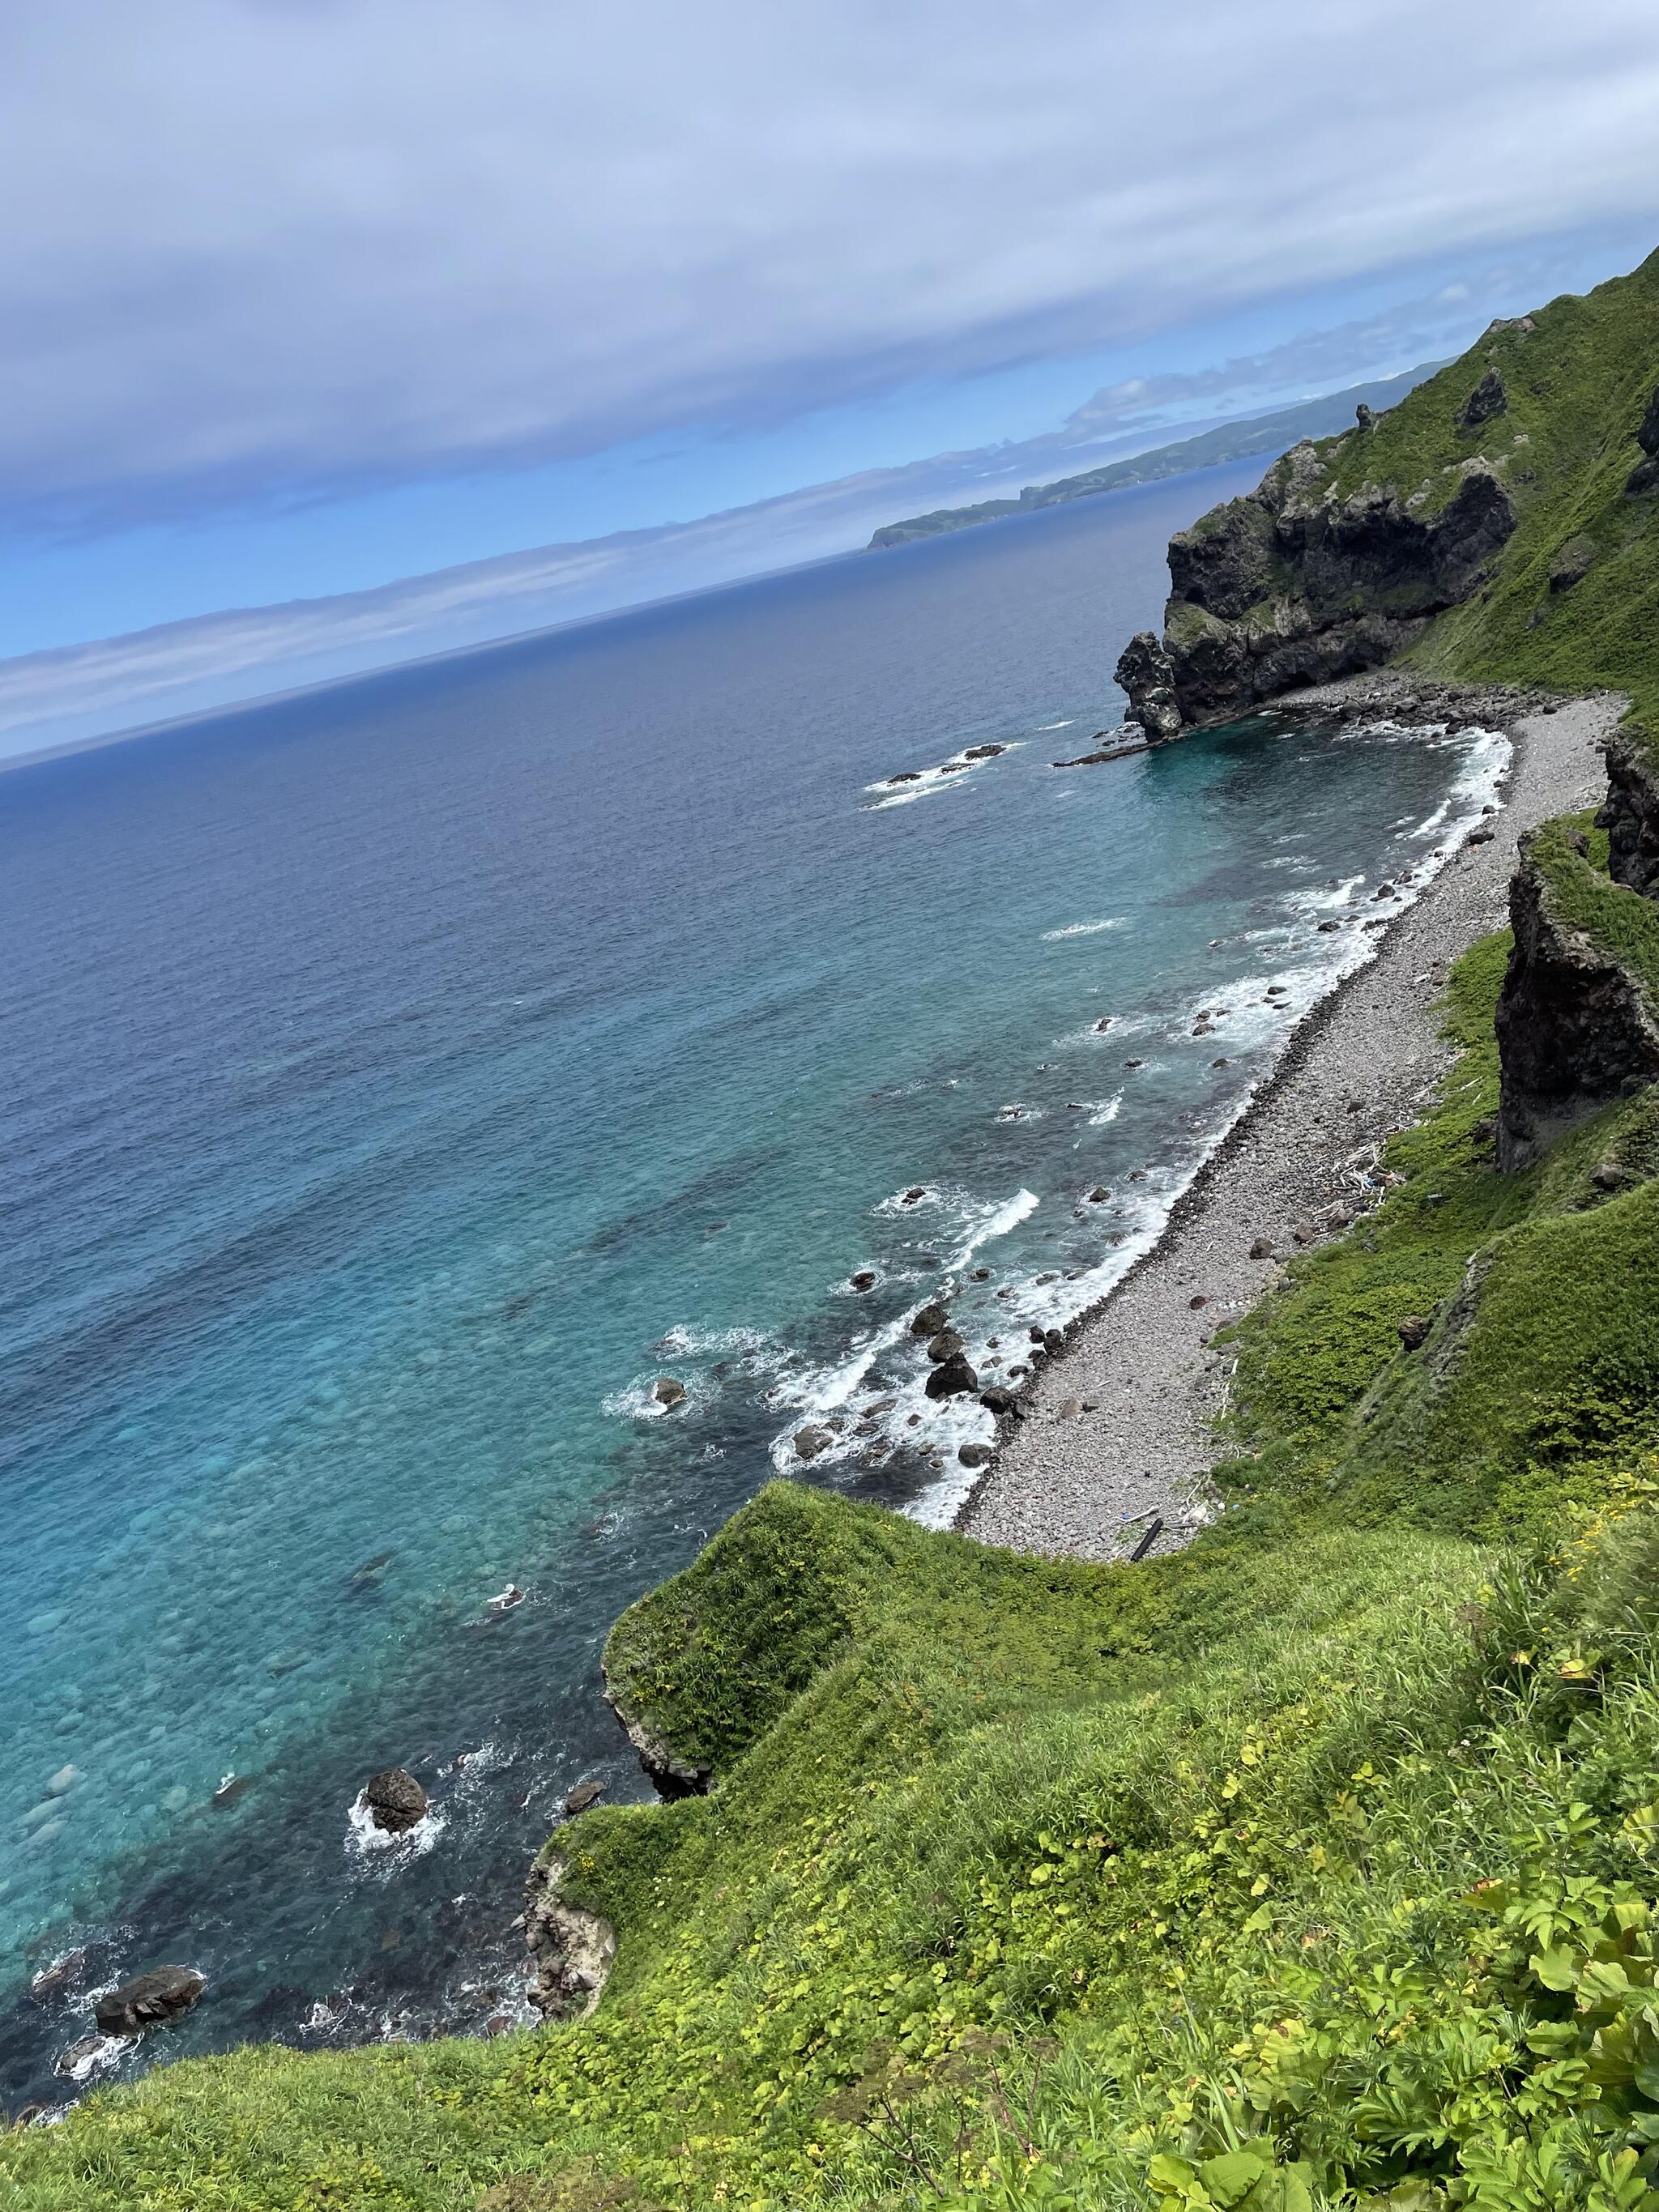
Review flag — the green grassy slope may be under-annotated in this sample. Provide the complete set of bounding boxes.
[1319,249,1659,739]
[11,252,1659,2212]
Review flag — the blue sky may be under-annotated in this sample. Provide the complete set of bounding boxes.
[3,1,1659,757]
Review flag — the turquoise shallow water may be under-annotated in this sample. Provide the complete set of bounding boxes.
[0,467,1506,2104]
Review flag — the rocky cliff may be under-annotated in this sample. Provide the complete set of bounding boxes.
[1116,432,1518,737]
[1495,817,1659,1169]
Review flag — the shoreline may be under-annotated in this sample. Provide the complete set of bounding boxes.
[957,672,1622,1561]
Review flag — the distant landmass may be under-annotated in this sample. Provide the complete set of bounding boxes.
[865,364,1447,549]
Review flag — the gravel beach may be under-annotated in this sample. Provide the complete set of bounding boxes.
[958,677,1620,1562]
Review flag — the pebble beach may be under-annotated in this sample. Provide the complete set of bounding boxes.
[960,677,1619,1562]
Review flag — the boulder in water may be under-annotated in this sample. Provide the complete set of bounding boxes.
[924,1352,979,1400]
[910,1302,949,1338]
[651,1376,688,1410]
[925,1328,965,1363]
[363,1767,428,1833]
[94,1966,206,2036]
[793,1424,834,1461]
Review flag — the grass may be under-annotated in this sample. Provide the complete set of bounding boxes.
[1213,929,1659,1541]
[1303,247,1659,755]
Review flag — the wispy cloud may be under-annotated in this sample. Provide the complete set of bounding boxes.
[4,1,1658,539]
[0,224,1641,765]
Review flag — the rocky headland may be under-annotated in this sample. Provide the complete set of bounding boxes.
[1115,425,1520,739]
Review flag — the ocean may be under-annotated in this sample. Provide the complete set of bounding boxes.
[0,462,1506,2107]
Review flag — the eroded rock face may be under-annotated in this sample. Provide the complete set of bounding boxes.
[523,1855,616,2020]
[1113,631,1183,741]
[602,1665,711,1800]
[1495,837,1659,1169]
[1598,733,1659,897]
[1117,441,1518,731]
[1627,386,1659,497]
[1460,367,1508,430]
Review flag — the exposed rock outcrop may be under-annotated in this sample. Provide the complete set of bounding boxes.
[601,1665,711,1799]
[1114,633,1183,742]
[523,1854,616,2019]
[1495,833,1659,1169]
[1627,386,1659,497]
[1116,443,1517,733]
[1598,731,1659,896]
[1550,534,1597,593]
[1459,367,1508,430]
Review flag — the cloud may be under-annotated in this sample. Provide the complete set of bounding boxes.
[5,0,1659,538]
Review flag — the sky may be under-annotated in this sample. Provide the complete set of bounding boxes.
[3,0,1659,759]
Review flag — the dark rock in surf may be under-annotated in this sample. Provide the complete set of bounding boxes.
[925,1328,965,1362]
[957,1442,992,1468]
[564,1778,608,1817]
[911,1302,949,1338]
[363,1767,428,1834]
[95,1966,206,2036]
[793,1425,834,1461]
[924,1352,979,1400]
[1114,631,1183,741]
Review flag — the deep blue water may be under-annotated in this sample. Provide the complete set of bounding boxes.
[0,467,1507,2108]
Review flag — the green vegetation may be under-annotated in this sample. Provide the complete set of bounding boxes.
[10,253,1659,2212]
[1523,816,1659,1012]
[1308,249,1659,749]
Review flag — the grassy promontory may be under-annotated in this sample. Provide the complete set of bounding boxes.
[9,259,1659,2212]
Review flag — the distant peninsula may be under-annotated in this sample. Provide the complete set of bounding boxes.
[865,362,1445,549]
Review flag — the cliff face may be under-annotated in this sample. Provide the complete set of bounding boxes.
[1114,250,1659,745]
[1495,824,1659,1169]
[1116,440,1517,736]
[1598,729,1659,897]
